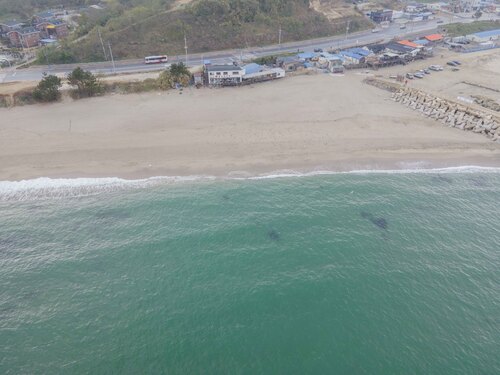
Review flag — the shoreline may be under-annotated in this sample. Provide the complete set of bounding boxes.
[2,164,500,201]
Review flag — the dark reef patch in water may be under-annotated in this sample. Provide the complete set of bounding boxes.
[432,174,453,184]
[267,229,280,242]
[361,211,388,230]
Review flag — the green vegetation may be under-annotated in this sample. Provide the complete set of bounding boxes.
[67,67,104,97]
[157,63,191,89]
[36,44,77,65]
[441,20,500,37]
[19,0,371,63]
[33,74,62,102]
[5,0,373,64]
[104,63,192,94]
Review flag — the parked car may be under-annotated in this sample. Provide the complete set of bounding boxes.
[400,25,407,29]
[447,61,458,66]
[423,68,431,74]
[414,72,425,79]
[406,73,414,79]
[429,65,443,71]
[437,19,444,24]
[452,67,460,72]
[451,60,461,65]
[314,48,323,53]
[372,29,381,33]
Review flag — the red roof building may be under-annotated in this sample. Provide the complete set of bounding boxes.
[397,40,420,48]
[424,34,443,42]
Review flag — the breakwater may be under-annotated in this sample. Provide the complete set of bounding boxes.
[365,78,500,142]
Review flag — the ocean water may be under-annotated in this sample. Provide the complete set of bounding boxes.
[1,170,499,374]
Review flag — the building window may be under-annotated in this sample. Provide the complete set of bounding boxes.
[223,72,228,75]
[233,72,239,75]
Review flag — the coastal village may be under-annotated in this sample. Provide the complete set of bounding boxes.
[1,1,499,144]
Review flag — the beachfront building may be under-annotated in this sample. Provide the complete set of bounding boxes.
[242,68,286,84]
[466,29,500,42]
[36,19,69,39]
[277,56,304,71]
[7,27,40,48]
[205,65,245,86]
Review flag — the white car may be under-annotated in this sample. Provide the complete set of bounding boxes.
[372,29,381,33]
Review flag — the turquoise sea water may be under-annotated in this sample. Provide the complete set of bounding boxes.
[1,171,499,374]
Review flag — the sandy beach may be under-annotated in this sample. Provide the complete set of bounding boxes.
[1,50,500,181]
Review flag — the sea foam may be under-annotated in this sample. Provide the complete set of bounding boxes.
[1,166,499,201]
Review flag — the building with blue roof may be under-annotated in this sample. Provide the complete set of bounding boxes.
[339,51,365,64]
[297,52,316,60]
[467,29,500,42]
[414,39,429,45]
[345,47,372,57]
[242,63,262,74]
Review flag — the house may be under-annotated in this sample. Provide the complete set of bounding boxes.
[424,34,443,42]
[344,47,372,57]
[7,27,40,48]
[325,55,344,73]
[0,20,25,36]
[370,9,393,23]
[205,65,245,86]
[339,50,365,65]
[397,40,421,49]
[385,42,417,55]
[466,29,500,42]
[242,67,285,83]
[277,56,304,71]
[36,19,69,39]
[242,63,263,74]
[33,11,56,23]
[193,72,203,86]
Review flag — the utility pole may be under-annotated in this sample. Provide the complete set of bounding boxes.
[345,20,351,42]
[278,25,282,49]
[184,32,188,65]
[108,41,116,74]
[97,27,107,60]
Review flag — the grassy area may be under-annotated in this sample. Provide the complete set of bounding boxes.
[441,20,500,37]
[31,0,372,63]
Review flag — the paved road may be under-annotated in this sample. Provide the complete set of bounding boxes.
[0,15,487,83]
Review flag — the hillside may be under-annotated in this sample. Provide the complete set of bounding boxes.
[48,0,372,62]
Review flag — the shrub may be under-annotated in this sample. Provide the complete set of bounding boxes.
[33,74,62,102]
[67,67,104,98]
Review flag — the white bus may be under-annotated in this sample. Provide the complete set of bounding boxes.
[144,55,168,64]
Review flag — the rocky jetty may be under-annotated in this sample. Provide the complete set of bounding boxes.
[364,78,500,142]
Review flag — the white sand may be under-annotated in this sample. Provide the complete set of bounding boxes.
[1,54,500,181]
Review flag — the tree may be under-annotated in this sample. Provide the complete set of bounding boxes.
[157,63,191,89]
[33,73,62,102]
[169,62,190,78]
[67,67,103,97]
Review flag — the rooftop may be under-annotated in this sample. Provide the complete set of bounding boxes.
[471,29,500,38]
[206,65,243,72]
[0,20,25,27]
[35,11,55,19]
[8,26,39,35]
[398,40,421,48]
[424,34,443,41]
